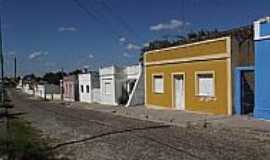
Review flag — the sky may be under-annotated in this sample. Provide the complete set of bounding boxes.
[1,0,270,77]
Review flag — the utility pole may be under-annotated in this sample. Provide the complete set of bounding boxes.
[0,15,4,105]
[0,14,9,159]
[61,67,64,102]
[14,56,16,81]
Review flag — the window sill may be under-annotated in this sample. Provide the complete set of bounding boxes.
[153,92,164,94]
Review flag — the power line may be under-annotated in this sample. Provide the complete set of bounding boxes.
[72,0,121,40]
[71,0,124,42]
[91,0,142,42]
[72,0,142,45]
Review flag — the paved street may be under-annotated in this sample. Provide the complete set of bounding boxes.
[8,89,270,160]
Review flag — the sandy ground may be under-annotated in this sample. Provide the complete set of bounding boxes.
[7,89,270,160]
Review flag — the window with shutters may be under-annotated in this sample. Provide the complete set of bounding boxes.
[196,72,215,97]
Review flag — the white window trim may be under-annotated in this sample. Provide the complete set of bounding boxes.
[81,85,84,93]
[86,85,90,93]
[195,71,216,97]
[254,18,270,41]
[171,72,185,109]
[152,73,165,94]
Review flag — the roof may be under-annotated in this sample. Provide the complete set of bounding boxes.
[144,25,253,53]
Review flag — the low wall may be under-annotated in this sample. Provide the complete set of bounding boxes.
[92,88,100,103]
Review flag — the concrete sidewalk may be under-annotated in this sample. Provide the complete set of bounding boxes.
[56,101,270,132]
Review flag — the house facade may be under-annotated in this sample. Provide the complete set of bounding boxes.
[99,65,125,105]
[63,75,79,102]
[254,17,270,120]
[144,28,254,115]
[99,64,144,106]
[34,82,61,100]
[78,71,100,103]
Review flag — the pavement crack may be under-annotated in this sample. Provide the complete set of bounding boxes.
[50,124,171,150]
[140,135,205,160]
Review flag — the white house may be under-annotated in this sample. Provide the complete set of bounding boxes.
[16,79,23,89]
[99,64,144,106]
[78,71,100,103]
[35,84,46,98]
[34,82,61,100]
[23,83,34,95]
[99,65,124,105]
[124,64,145,107]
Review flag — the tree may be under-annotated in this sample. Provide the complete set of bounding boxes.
[139,29,220,62]
[22,74,36,81]
[69,69,82,75]
[43,72,66,85]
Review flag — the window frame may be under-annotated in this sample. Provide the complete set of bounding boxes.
[152,73,165,94]
[104,82,112,95]
[86,85,90,93]
[81,85,84,93]
[195,71,216,97]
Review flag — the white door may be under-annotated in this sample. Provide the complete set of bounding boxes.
[174,75,185,110]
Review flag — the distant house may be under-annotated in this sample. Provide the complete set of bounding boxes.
[78,71,100,103]
[144,26,254,115]
[34,81,61,100]
[124,64,145,107]
[22,80,35,95]
[16,79,23,89]
[99,64,144,106]
[63,75,79,102]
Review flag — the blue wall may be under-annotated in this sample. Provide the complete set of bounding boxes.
[254,35,270,119]
[260,23,270,37]
[234,67,254,115]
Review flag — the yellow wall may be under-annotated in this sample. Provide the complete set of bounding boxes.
[146,38,228,63]
[144,37,231,115]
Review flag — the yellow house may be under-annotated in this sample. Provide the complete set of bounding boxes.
[144,28,254,115]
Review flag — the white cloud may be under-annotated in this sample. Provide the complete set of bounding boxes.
[58,27,77,32]
[88,54,94,59]
[150,19,189,32]
[44,62,56,67]
[126,43,141,51]
[29,51,48,60]
[143,42,150,47]
[119,37,127,43]
[83,65,90,69]
[5,50,16,56]
[123,52,133,58]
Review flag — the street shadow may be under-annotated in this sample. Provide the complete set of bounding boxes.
[50,124,171,151]
[0,112,27,120]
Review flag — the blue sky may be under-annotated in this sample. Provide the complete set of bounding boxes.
[1,0,270,76]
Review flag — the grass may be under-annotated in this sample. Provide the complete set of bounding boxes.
[0,119,65,160]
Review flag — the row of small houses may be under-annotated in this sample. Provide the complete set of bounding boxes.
[61,64,144,107]
[18,64,145,107]
[18,17,270,120]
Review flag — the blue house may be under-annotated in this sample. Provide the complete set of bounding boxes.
[254,17,270,120]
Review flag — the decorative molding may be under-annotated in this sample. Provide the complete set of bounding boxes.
[145,37,230,55]
[145,53,230,66]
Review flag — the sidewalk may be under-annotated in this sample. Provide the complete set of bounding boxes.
[60,101,270,132]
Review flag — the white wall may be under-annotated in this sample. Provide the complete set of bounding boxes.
[124,65,140,79]
[35,85,45,98]
[99,65,143,106]
[126,65,145,107]
[23,84,34,95]
[78,73,92,103]
[92,88,100,103]
[100,76,117,105]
